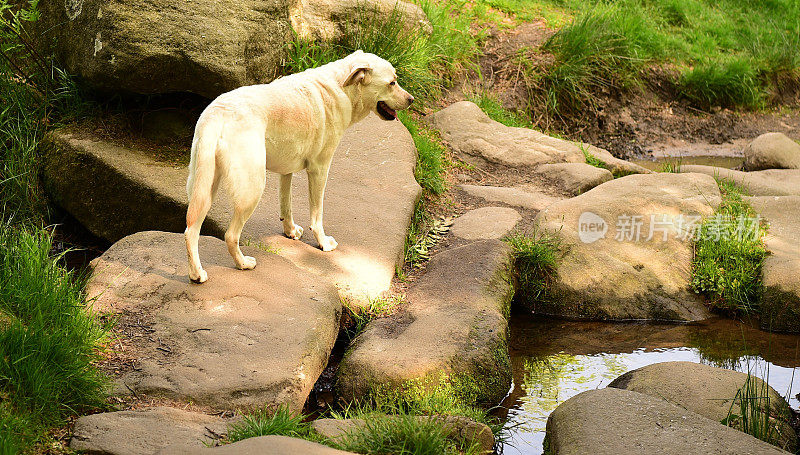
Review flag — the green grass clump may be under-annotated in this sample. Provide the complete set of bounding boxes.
[0,225,109,451]
[343,295,404,340]
[283,0,477,103]
[398,110,448,196]
[469,93,532,128]
[580,145,607,170]
[505,232,560,306]
[691,178,768,314]
[227,405,320,443]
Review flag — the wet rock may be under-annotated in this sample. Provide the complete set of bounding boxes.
[427,101,649,176]
[70,407,230,454]
[533,173,719,321]
[88,231,341,411]
[545,388,790,455]
[746,196,800,333]
[459,184,565,211]
[36,0,428,98]
[679,165,800,196]
[158,435,357,454]
[336,240,514,407]
[311,415,495,453]
[744,132,800,171]
[609,361,797,452]
[41,114,420,303]
[534,162,613,195]
[451,207,521,240]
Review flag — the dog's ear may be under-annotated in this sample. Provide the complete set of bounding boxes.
[343,64,372,87]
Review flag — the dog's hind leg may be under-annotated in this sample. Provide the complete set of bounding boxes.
[224,144,267,271]
[280,173,304,240]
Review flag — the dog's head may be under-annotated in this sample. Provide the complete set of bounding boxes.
[341,50,414,121]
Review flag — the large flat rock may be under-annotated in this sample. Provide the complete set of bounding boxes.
[609,362,797,451]
[679,165,800,196]
[336,240,514,407]
[42,114,421,302]
[451,207,521,240]
[70,407,230,455]
[158,435,357,454]
[427,101,648,176]
[533,173,720,321]
[545,388,790,454]
[534,162,613,195]
[746,196,800,332]
[88,231,342,411]
[459,184,565,211]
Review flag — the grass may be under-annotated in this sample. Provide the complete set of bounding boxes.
[580,144,607,170]
[469,92,532,128]
[722,363,795,451]
[504,0,800,116]
[691,178,768,314]
[0,225,110,452]
[505,232,561,308]
[343,295,404,340]
[226,405,487,455]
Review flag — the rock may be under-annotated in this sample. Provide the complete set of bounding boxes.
[451,207,521,240]
[744,133,800,171]
[41,114,420,303]
[88,231,341,411]
[141,110,195,144]
[679,165,800,196]
[337,240,514,407]
[533,173,720,321]
[544,388,790,455]
[70,407,230,455]
[427,101,649,176]
[609,361,797,452]
[36,0,428,98]
[311,415,495,453]
[534,162,613,195]
[158,435,357,454]
[459,184,565,211]
[746,196,800,333]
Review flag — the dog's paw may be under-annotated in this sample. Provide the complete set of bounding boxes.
[319,236,338,252]
[190,268,208,284]
[237,256,257,270]
[284,223,304,240]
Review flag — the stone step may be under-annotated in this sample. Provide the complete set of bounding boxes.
[679,165,800,196]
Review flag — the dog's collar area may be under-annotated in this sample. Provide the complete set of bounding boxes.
[376,101,397,121]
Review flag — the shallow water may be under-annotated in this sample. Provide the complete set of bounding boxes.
[631,155,744,171]
[495,313,800,455]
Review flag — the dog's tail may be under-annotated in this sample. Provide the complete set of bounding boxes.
[186,112,223,228]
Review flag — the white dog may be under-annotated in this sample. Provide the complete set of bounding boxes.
[184,51,414,283]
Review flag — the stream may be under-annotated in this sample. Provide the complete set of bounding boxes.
[495,312,800,454]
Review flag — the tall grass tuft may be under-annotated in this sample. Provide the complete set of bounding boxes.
[335,414,477,455]
[0,225,109,450]
[227,405,319,443]
[505,232,560,308]
[691,178,768,314]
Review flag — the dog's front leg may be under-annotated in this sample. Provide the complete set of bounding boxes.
[280,173,304,240]
[307,164,338,252]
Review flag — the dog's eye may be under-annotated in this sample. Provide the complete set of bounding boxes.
[389,81,396,86]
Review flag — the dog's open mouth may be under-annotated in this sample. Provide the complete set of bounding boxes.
[376,101,397,121]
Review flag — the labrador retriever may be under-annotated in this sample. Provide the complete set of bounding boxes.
[184,50,414,283]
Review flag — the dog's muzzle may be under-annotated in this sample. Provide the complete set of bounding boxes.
[376,101,397,121]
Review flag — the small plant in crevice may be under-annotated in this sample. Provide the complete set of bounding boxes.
[579,144,607,170]
[657,157,683,173]
[691,178,768,315]
[342,295,404,341]
[505,232,561,309]
[226,405,320,443]
[722,363,796,451]
[404,215,453,269]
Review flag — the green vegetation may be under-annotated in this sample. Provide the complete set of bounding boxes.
[580,145,607,170]
[0,226,110,452]
[722,364,794,451]
[227,405,321,443]
[470,93,532,128]
[504,0,800,115]
[283,0,478,103]
[505,232,560,307]
[657,158,683,173]
[691,178,768,314]
[343,295,404,340]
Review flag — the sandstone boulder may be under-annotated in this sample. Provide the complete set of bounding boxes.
[70,407,230,455]
[533,173,720,321]
[545,388,790,454]
[609,361,797,452]
[679,165,800,196]
[451,207,521,240]
[427,101,649,176]
[41,114,420,303]
[36,0,428,98]
[158,435,357,454]
[336,240,514,407]
[746,196,800,333]
[88,231,341,411]
[744,133,800,171]
[534,162,613,195]
[459,184,565,211]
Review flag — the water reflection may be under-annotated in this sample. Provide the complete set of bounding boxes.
[497,313,800,455]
